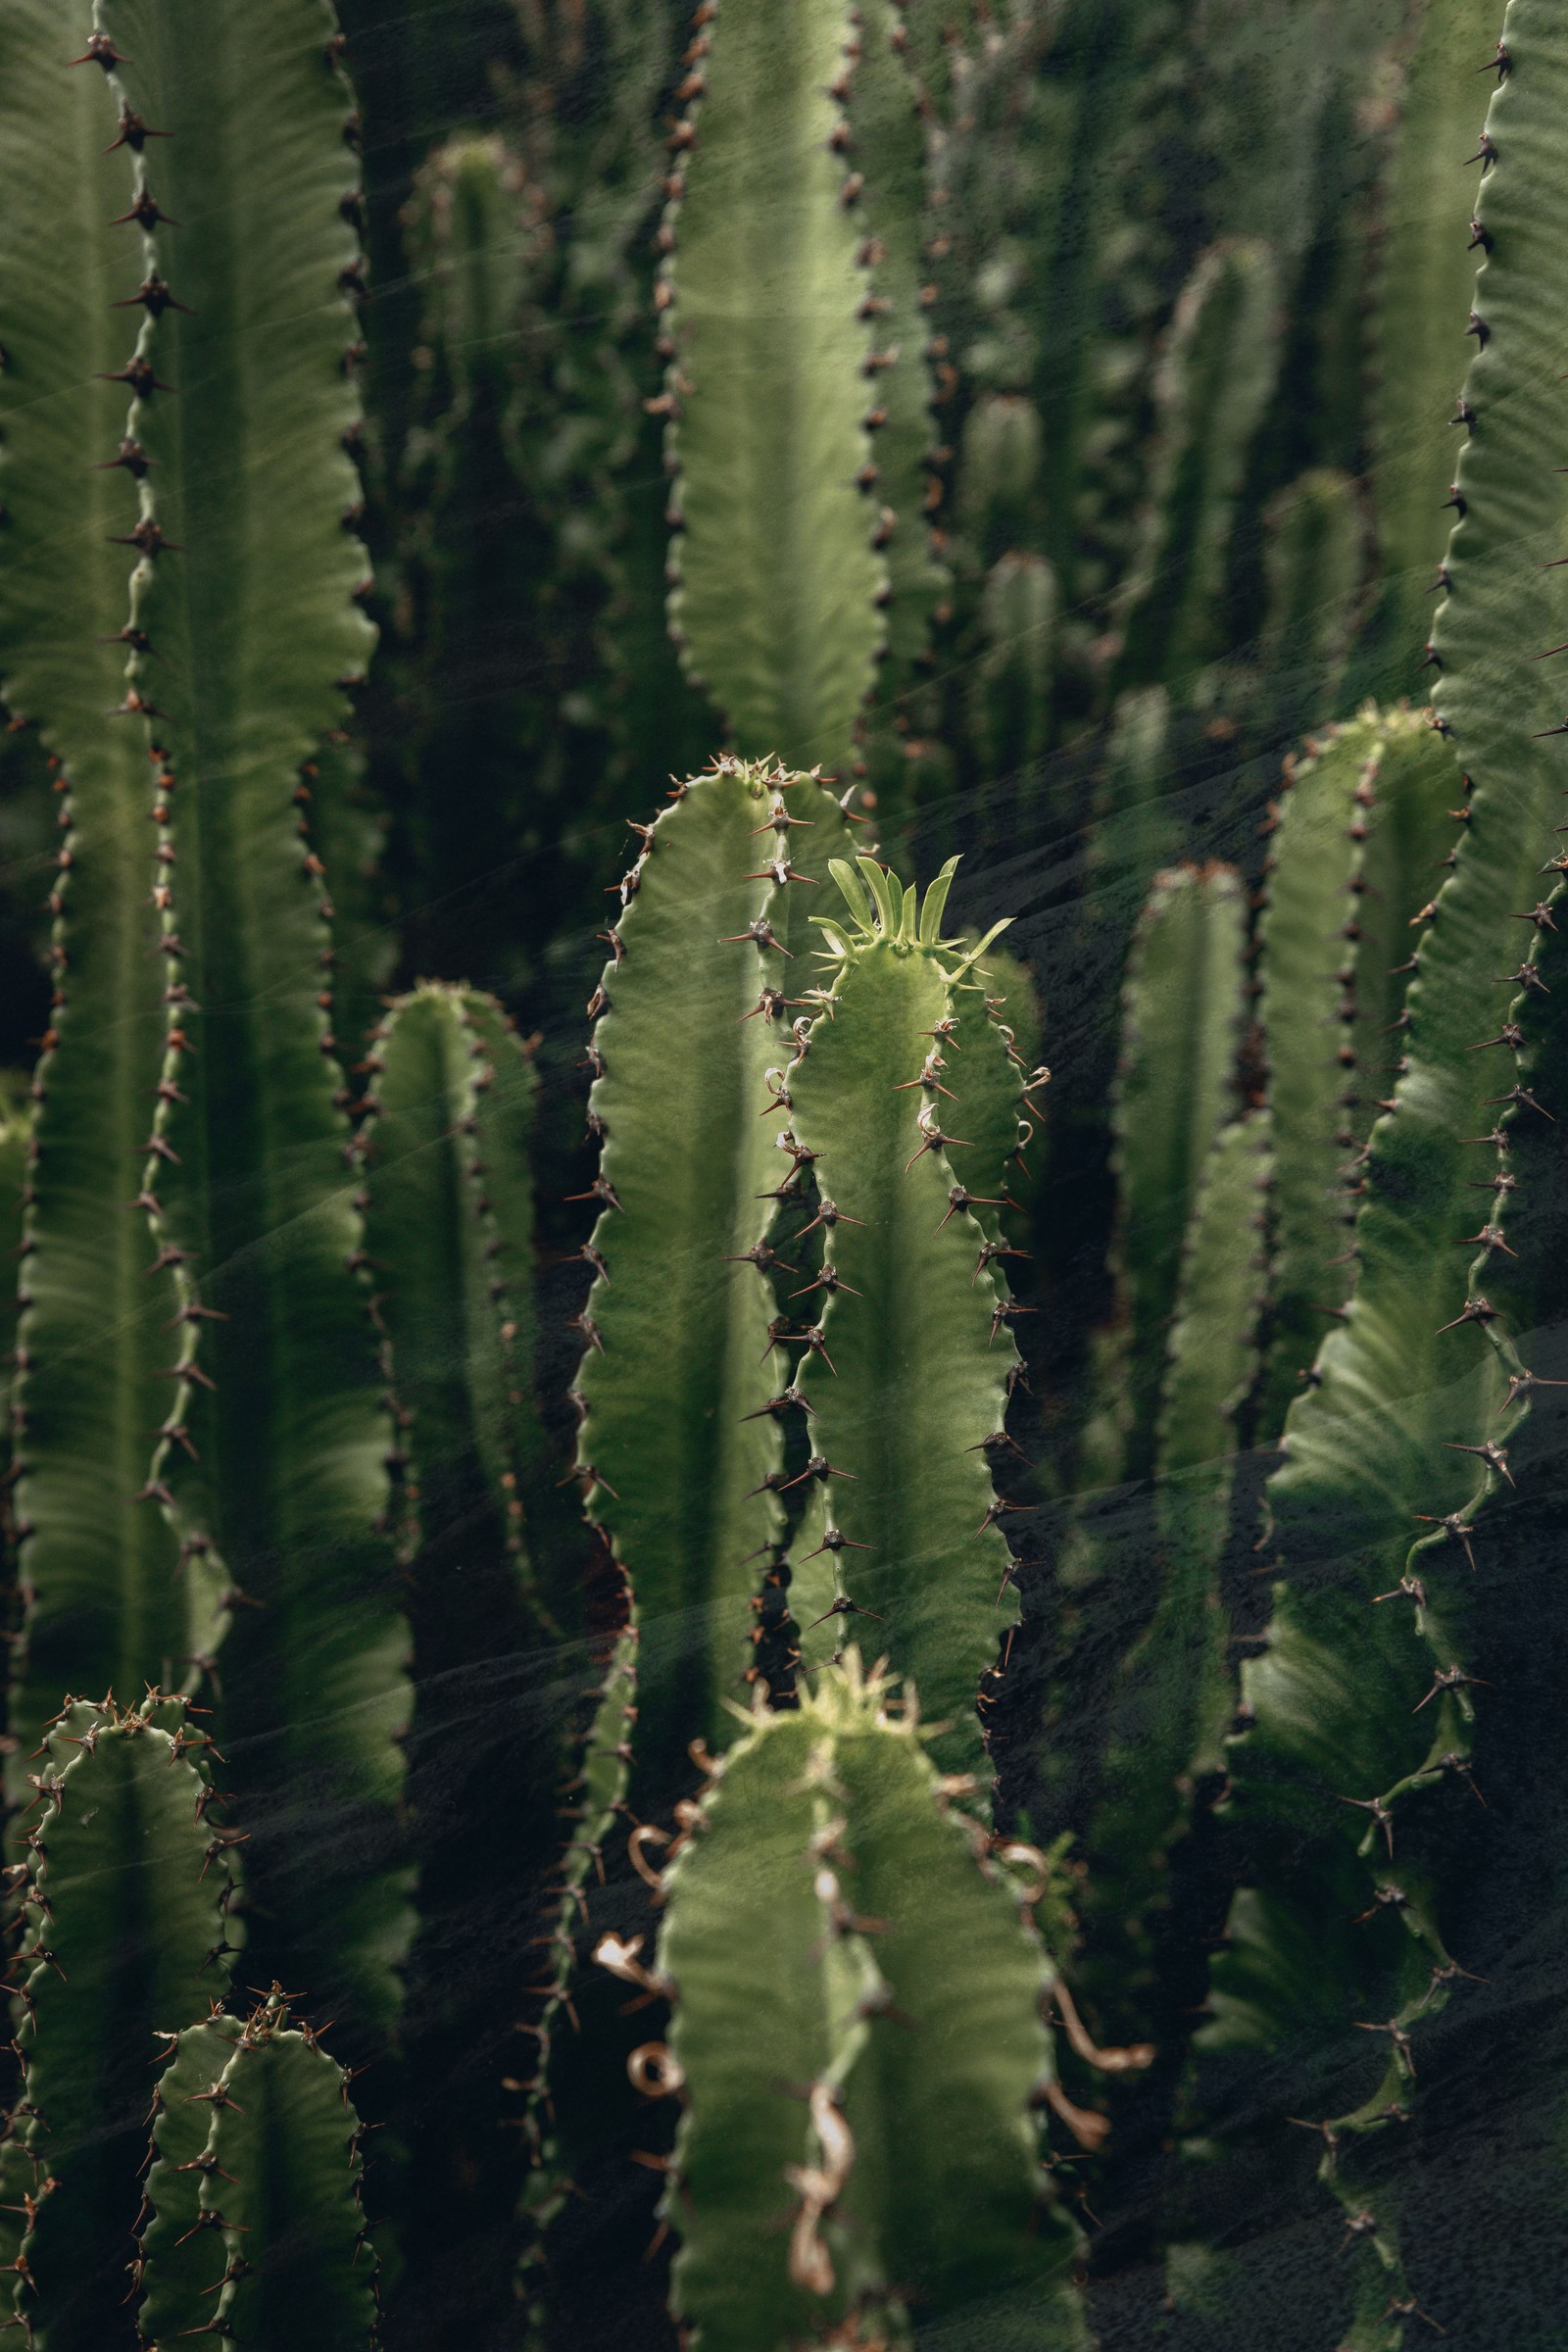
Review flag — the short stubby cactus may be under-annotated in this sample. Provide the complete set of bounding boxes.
[606,1652,1089,2352]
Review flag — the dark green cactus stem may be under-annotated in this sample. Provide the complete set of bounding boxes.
[846,0,949,801]
[1115,238,1283,696]
[137,1987,375,2348]
[6,1695,238,2350]
[0,1101,29,1491]
[1256,707,1456,1438]
[785,859,1027,1780]
[1096,1111,1271,1899]
[1258,467,1364,745]
[514,1567,638,2306]
[0,0,203,1785]
[1108,861,1247,1482]
[956,394,1043,574]
[361,983,545,1598]
[88,0,410,2030]
[307,735,395,1065]
[970,552,1056,792]
[573,760,855,1791]
[1209,14,1568,2334]
[625,1654,1088,2350]
[660,0,887,775]
[1370,0,1494,689]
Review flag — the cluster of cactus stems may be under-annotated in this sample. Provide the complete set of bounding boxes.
[3,0,1568,2342]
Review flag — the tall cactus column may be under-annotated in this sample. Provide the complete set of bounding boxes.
[1206,12,1568,2338]
[659,0,887,777]
[0,1,410,2034]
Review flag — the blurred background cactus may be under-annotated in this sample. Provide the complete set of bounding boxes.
[0,0,1565,2346]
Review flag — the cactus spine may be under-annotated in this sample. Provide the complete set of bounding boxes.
[635,1655,1088,2350]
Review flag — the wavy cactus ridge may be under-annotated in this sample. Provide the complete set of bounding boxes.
[641,1654,1087,2352]
[784,860,1023,1778]
[9,1694,239,2349]
[85,0,411,2029]
[574,759,857,1790]
[0,0,207,1780]
[1212,17,1568,2330]
[660,0,887,772]
[137,1987,375,2349]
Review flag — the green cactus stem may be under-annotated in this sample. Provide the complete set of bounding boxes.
[847,0,949,810]
[1369,0,1495,692]
[1257,467,1364,746]
[1108,861,1247,1483]
[136,1985,375,2349]
[572,759,855,1792]
[1115,238,1283,698]
[7,1694,239,2350]
[970,553,1056,809]
[623,1653,1088,2351]
[361,982,546,1600]
[84,0,410,2031]
[1095,1110,1271,1904]
[1208,14,1568,2332]
[659,0,886,775]
[783,859,1029,1780]
[1256,706,1456,1437]
[0,0,206,1790]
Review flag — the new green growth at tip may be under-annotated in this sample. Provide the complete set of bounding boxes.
[785,855,1039,1780]
[136,1986,374,2349]
[605,1651,1088,2352]
[2,1694,239,2351]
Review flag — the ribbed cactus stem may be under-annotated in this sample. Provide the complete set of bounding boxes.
[659,0,887,773]
[784,858,1033,1779]
[7,1695,239,2348]
[572,759,855,1791]
[615,1654,1088,2350]
[136,1986,375,2347]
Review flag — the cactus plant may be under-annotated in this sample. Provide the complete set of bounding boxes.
[624,1652,1089,2351]
[362,982,546,1596]
[136,1986,375,2348]
[658,0,886,775]
[1107,861,1248,1482]
[0,0,411,2032]
[4,1694,239,2349]
[784,858,1032,1779]
[1115,239,1284,699]
[1204,10,1568,2332]
[571,759,856,1790]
